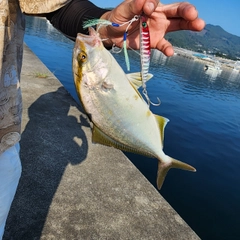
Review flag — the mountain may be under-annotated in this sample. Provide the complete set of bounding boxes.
[165,24,240,60]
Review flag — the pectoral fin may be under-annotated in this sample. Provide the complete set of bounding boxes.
[126,72,153,89]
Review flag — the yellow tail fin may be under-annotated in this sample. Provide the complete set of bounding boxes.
[157,157,196,190]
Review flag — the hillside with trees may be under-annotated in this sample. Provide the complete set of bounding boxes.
[165,24,240,60]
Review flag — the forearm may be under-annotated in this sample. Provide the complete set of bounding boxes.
[46,0,110,40]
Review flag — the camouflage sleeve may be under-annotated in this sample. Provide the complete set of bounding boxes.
[19,0,72,14]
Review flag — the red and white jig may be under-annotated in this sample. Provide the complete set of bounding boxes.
[140,14,160,106]
[140,15,151,95]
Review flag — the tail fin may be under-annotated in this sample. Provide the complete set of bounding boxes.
[157,156,196,190]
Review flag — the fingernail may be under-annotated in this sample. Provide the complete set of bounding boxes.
[146,2,155,14]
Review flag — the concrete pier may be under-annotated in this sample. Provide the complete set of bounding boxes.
[3,44,200,240]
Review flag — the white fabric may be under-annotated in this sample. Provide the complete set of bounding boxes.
[0,143,21,240]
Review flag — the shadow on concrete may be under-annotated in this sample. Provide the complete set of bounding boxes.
[4,87,89,239]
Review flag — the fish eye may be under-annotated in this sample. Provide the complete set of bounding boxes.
[78,51,87,64]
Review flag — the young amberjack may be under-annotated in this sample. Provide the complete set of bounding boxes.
[72,28,196,190]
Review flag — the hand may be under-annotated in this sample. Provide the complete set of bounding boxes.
[99,0,205,56]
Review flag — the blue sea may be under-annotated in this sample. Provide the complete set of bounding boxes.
[24,17,240,240]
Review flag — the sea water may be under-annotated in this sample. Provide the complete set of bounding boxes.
[24,16,240,240]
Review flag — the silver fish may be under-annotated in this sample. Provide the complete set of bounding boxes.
[72,28,196,190]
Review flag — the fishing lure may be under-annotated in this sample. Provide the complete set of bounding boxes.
[83,16,139,71]
[83,19,120,30]
[123,32,130,71]
[140,15,151,92]
[122,15,139,71]
[140,15,160,106]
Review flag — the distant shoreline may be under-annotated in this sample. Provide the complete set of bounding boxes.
[173,47,240,71]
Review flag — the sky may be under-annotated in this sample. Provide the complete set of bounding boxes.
[92,0,240,37]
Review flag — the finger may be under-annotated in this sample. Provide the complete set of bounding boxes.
[158,2,198,21]
[129,0,159,15]
[183,18,206,31]
[167,17,205,32]
[177,3,199,21]
[156,38,174,56]
[143,0,159,15]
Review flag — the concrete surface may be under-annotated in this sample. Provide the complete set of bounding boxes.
[3,44,200,240]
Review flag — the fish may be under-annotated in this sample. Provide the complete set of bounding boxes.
[72,27,196,190]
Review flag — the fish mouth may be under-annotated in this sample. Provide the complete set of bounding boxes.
[73,27,111,77]
[75,27,102,49]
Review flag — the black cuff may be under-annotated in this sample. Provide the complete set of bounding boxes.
[46,0,109,40]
